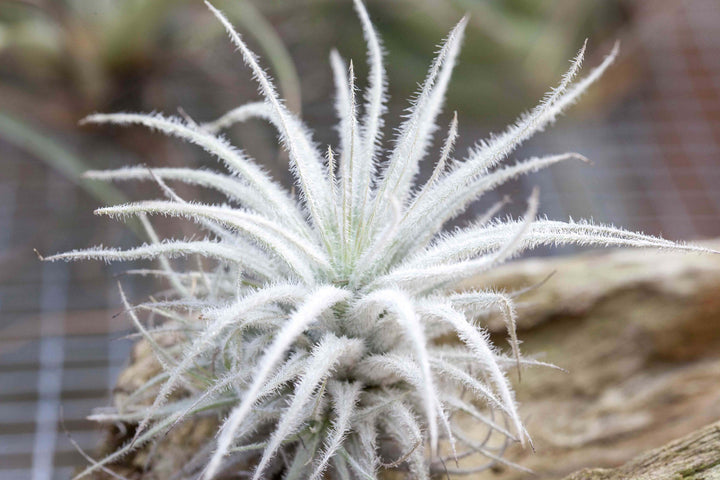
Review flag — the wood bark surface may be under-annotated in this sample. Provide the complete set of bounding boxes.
[560,421,720,480]
[85,245,720,479]
[456,245,720,479]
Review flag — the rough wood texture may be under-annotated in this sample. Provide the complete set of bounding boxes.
[458,245,720,479]
[560,421,720,480]
[85,245,720,478]
[86,339,221,480]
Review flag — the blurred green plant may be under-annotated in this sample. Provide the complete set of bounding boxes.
[363,0,627,117]
[1,0,627,115]
[0,0,303,226]
[0,0,301,111]
[0,111,146,237]
[245,0,627,118]
[0,112,125,204]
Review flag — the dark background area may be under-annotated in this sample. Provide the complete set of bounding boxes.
[1,0,719,478]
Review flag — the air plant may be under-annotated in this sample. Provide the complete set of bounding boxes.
[45,1,712,479]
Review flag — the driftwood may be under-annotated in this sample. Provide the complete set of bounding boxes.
[456,244,720,479]
[560,421,720,480]
[85,245,720,479]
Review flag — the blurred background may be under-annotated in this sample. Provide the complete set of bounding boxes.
[1,0,719,478]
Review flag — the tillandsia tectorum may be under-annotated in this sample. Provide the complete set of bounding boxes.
[45,1,714,479]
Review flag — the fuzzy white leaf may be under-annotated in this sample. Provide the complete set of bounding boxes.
[364,15,467,248]
[424,302,526,444]
[82,111,307,234]
[253,337,363,480]
[355,289,441,454]
[204,285,350,479]
[205,2,335,245]
[201,101,271,134]
[309,380,363,480]
[96,201,329,281]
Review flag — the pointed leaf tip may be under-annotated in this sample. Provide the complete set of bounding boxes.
[574,153,592,165]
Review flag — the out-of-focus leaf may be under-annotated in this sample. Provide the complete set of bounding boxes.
[0,111,144,237]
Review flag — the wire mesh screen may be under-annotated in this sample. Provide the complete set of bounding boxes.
[490,0,720,246]
[1,0,719,478]
[0,165,144,479]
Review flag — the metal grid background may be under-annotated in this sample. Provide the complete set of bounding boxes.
[1,0,720,478]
